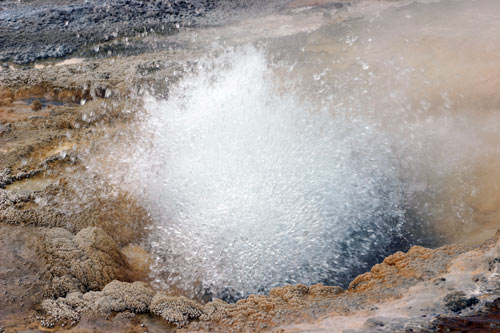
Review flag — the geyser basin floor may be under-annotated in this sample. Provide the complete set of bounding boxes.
[1,0,500,332]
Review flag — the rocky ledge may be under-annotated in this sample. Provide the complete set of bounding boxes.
[28,232,498,332]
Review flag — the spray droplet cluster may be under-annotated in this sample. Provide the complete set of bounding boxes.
[103,47,428,299]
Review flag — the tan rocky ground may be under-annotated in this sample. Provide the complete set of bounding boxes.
[0,55,173,331]
[2,1,500,332]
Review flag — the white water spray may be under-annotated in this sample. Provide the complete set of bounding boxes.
[80,0,500,300]
[109,46,427,298]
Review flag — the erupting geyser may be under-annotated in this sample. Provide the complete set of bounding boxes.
[83,0,500,301]
[100,46,436,300]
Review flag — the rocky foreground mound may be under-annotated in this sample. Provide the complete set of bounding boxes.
[31,233,498,332]
[1,220,497,332]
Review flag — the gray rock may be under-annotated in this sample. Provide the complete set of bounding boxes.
[444,291,479,313]
[0,123,11,135]
[0,0,214,64]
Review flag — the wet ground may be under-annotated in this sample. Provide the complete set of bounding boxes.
[1,0,500,332]
[0,0,295,64]
[0,0,213,64]
[437,298,500,332]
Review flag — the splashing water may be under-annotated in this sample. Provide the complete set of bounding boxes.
[81,0,500,300]
[106,46,427,299]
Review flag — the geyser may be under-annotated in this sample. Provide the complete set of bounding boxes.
[101,46,434,300]
[81,0,500,301]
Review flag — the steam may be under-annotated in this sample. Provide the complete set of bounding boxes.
[81,0,500,299]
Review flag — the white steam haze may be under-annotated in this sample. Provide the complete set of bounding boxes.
[83,0,500,299]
